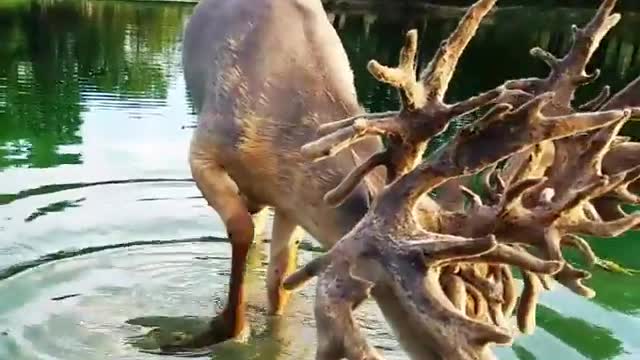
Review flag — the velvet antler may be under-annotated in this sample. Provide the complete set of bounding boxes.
[285,1,639,359]
[286,90,628,359]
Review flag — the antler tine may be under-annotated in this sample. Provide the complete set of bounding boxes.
[529,47,560,72]
[367,29,423,110]
[564,212,640,237]
[564,0,620,74]
[324,150,390,207]
[460,185,484,208]
[283,251,333,291]
[465,282,491,322]
[517,270,542,335]
[500,177,547,213]
[301,116,399,160]
[420,0,498,101]
[440,272,468,312]
[404,233,498,264]
[564,234,597,266]
[314,265,383,360]
[601,76,640,112]
[500,265,517,318]
[299,29,424,182]
[477,244,563,275]
[556,263,596,297]
[316,111,400,137]
[578,86,611,112]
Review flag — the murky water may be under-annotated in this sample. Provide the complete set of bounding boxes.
[1,0,640,359]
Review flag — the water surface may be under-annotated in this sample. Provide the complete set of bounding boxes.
[1,1,640,359]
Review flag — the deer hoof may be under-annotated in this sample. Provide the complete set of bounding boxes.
[125,314,250,355]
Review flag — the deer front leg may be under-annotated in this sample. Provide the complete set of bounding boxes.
[267,210,303,315]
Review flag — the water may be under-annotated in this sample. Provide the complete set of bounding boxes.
[0,0,639,359]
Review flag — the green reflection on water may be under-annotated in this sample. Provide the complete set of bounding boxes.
[537,305,625,360]
[0,0,192,169]
[512,343,536,360]
[0,1,639,359]
[569,231,640,316]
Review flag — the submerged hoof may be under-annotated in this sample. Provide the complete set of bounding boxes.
[125,314,250,356]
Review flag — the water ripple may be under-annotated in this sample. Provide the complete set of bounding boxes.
[0,178,194,206]
[0,237,225,282]
[0,241,404,360]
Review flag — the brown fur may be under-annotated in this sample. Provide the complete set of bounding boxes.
[185,0,384,229]
[181,0,640,359]
[182,0,386,345]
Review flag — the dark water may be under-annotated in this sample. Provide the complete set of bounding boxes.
[0,1,639,359]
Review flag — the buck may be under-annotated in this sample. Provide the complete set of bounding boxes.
[169,0,640,358]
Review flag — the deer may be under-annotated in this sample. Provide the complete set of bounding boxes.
[159,0,640,359]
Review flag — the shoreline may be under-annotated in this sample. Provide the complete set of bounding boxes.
[93,0,640,11]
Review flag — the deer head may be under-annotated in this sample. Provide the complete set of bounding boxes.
[284,0,640,359]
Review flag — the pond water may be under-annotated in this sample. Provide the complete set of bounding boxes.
[1,0,640,359]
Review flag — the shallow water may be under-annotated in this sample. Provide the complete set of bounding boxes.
[0,0,640,359]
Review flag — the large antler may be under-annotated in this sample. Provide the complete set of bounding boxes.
[285,1,640,359]
[286,92,628,359]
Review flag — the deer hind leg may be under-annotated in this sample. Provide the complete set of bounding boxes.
[187,156,256,345]
[251,205,270,240]
[267,210,303,315]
